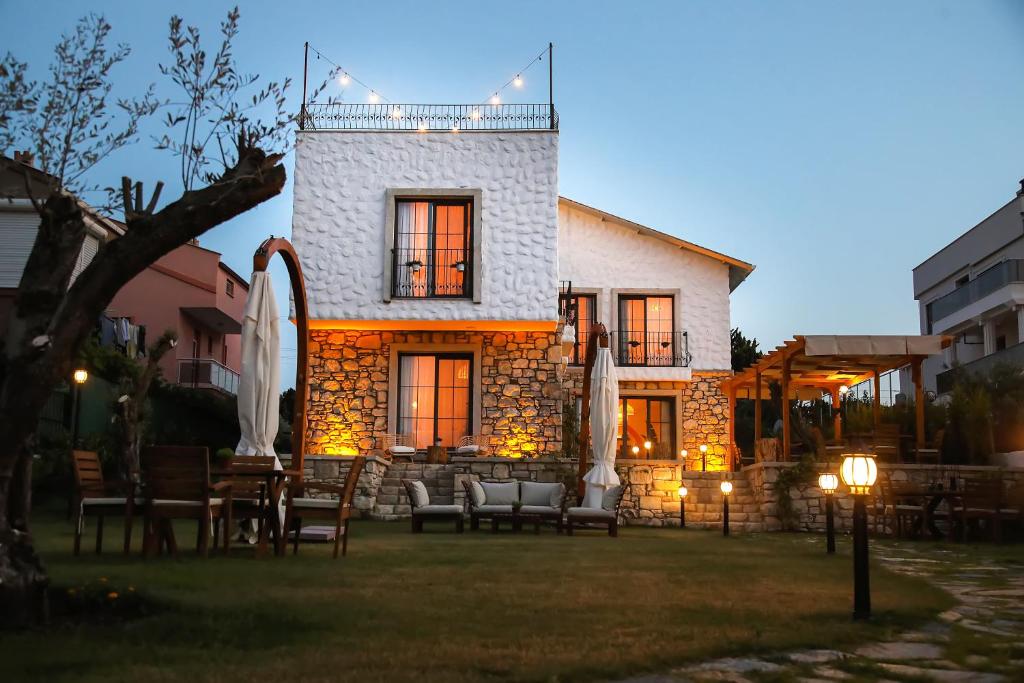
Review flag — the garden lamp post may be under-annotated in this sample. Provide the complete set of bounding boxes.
[840,453,878,620]
[700,444,708,471]
[678,484,688,528]
[720,480,733,536]
[643,440,652,457]
[71,368,88,447]
[818,472,839,554]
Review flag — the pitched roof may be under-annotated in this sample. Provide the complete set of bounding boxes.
[558,196,755,291]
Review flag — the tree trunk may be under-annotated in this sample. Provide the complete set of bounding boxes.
[0,143,286,628]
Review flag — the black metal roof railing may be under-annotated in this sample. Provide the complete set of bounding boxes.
[300,103,557,131]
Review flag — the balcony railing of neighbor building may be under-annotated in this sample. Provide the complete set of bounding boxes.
[936,340,1024,394]
[300,103,558,132]
[611,330,691,367]
[927,259,1024,325]
[391,248,471,298]
[178,358,240,395]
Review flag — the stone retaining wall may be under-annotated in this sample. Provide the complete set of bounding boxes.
[291,455,1024,532]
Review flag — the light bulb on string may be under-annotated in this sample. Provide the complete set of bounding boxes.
[368,90,379,103]
[489,93,500,105]
[391,107,403,119]
[470,108,480,121]
[338,72,350,86]
[513,74,524,88]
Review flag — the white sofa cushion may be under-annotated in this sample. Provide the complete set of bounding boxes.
[567,506,615,520]
[82,497,145,506]
[388,445,415,455]
[480,482,518,505]
[602,485,624,510]
[151,498,224,506]
[414,504,463,515]
[477,504,514,514]
[520,481,564,507]
[519,505,560,515]
[405,480,430,507]
[468,481,486,507]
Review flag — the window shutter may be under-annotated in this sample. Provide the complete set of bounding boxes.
[0,210,40,288]
[70,234,100,284]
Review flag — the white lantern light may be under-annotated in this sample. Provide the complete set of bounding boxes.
[840,454,878,495]
[720,480,733,495]
[678,485,688,499]
[73,369,88,384]
[818,472,839,495]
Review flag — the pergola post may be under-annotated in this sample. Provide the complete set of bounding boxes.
[726,383,737,471]
[872,370,882,432]
[831,385,842,444]
[781,357,792,461]
[912,357,925,458]
[754,369,763,442]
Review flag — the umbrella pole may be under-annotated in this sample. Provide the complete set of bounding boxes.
[577,323,609,500]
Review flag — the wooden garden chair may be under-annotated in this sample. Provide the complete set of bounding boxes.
[71,450,141,555]
[953,478,1004,542]
[284,456,365,558]
[139,446,233,558]
[218,455,282,552]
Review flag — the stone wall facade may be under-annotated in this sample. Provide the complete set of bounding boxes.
[306,329,563,458]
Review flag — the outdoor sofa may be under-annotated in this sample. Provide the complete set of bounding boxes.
[462,480,567,533]
[566,485,627,537]
[402,479,464,533]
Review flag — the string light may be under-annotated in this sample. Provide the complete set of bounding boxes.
[451,124,460,133]
[513,74,524,88]
[391,106,403,119]
[307,43,391,104]
[368,90,379,103]
[470,108,480,121]
[477,45,549,106]
[338,72,350,86]
[418,121,428,133]
[489,93,500,105]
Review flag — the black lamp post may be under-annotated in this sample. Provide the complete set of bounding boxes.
[700,444,708,472]
[678,484,687,528]
[71,369,88,447]
[720,480,732,536]
[841,453,878,620]
[818,472,839,554]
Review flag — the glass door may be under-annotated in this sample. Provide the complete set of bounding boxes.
[398,354,472,449]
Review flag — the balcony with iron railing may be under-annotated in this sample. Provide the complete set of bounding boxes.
[936,341,1024,394]
[391,247,471,299]
[300,103,558,132]
[178,358,240,396]
[927,259,1024,328]
[611,330,691,368]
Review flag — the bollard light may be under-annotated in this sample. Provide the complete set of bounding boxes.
[70,368,89,449]
[840,453,878,620]
[818,472,839,554]
[678,485,688,528]
[73,369,88,384]
[720,480,733,536]
[700,444,708,471]
[631,445,640,456]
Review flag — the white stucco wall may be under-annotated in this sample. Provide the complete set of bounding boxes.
[291,131,559,324]
[558,202,733,371]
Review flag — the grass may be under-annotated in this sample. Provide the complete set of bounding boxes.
[2,510,954,683]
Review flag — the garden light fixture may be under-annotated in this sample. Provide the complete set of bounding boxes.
[699,444,708,471]
[73,369,88,384]
[840,453,878,620]
[720,480,733,536]
[818,472,839,554]
[678,485,688,528]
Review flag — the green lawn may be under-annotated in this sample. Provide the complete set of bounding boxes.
[2,511,953,683]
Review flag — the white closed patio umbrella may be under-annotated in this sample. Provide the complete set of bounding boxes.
[582,346,620,508]
[236,271,281,462]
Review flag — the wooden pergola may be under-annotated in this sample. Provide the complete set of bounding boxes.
[723,335,952,463]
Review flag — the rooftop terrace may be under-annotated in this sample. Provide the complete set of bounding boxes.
[299,103,558,132]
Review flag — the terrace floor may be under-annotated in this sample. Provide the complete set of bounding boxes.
[7,511,1013,683]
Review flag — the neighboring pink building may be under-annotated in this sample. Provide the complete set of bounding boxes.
[108,241,249,395]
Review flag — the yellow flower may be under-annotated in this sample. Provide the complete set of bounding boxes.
[107,592,118,600]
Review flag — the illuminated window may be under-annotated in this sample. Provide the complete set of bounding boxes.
[392,199,472,298]
[617,396,674,459]
[617,295,674,366]
[397,353,472,449]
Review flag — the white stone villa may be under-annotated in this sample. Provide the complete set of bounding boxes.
[290,104,753,472]
[912,180,1024,394]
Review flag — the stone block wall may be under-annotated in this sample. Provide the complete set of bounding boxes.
[306,329,563,459]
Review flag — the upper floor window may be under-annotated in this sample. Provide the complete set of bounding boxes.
[226,279,235,298]
[617,294,676,366]
[558,293,596,365]
[392,198,472,299]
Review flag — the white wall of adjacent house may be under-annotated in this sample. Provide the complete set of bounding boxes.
[0,200,102,289]
[557,200,733,372]
[291,131,559,325]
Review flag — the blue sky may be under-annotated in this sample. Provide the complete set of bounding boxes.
[3,0,1023,388]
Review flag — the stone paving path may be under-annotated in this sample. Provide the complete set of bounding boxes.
[616,540,1024,682]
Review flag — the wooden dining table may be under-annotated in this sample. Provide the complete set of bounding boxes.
[211,466,303,556]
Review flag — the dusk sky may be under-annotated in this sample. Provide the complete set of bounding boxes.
[3,0,1023,388]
